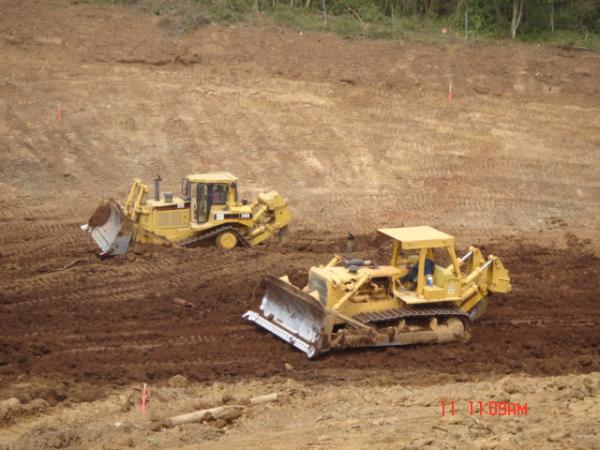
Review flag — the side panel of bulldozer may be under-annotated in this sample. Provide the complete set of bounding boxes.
[136,206,194,244]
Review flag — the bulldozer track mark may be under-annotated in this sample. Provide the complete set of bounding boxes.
[63,358,265,374]
[0,222,80,242]
[7,290,144,308]
[5,254,307,307]
[54,333,220,354]
[10,329,161,342]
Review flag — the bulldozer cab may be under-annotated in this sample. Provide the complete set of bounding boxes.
[186,172,239,224]
[379,226,462,303]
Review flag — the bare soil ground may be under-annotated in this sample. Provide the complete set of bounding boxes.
[1,373,599,450]
[1,0,599,448]
[1,230,599,386]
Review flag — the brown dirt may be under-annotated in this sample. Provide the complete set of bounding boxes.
[0,225,598,389]
[2,373,600,450]
[0,1,599,448]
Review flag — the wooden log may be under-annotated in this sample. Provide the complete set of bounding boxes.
[211,405,245,420]
[250,393,280,405]
[167,409,212,427]
[167,391,280,428]
[167,405,244,427]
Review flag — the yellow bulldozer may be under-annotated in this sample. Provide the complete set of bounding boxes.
[243,226,511,358]
[82,172,291,256]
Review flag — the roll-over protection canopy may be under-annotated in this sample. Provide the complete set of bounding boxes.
[378,226,455,250]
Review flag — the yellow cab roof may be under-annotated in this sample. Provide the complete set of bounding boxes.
[187,172,238,183]
[378,226,454,249]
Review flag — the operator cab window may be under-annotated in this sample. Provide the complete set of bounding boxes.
[209,184,228,205]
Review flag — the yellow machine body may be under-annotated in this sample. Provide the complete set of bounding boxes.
[243,226,511,358]
[83,172,291,255]
[306,229,510,319]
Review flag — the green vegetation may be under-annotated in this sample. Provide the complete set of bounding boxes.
[96,0,600,49]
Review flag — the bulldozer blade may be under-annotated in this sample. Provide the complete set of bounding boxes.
[81,200,132,256]
[243,275,329,358]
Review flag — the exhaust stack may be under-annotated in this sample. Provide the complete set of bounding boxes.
[346,233,354,257]
[154,175,162,201]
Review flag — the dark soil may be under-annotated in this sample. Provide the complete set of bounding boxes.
[1,223,598,388]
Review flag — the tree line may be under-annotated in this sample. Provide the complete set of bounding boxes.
[271,0,600,39]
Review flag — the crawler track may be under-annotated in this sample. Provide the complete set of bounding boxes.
[179,225,250,248]
[354,305,469,324]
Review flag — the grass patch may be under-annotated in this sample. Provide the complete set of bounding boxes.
[268,6,450,41]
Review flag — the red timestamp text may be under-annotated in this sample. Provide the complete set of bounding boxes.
[440,400,528,417]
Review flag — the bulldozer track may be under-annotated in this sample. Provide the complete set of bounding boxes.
[353,305,469,325]
[178,225,250,248]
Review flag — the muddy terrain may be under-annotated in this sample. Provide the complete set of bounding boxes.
[1,227,599,387]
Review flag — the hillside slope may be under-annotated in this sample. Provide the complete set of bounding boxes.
[1,0,599,240]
